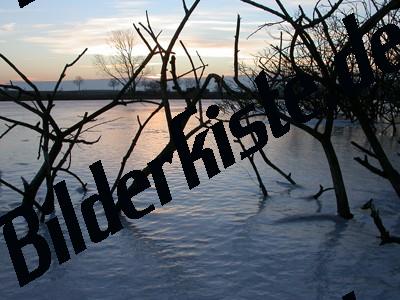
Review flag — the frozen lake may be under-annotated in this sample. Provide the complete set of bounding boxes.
[0,100,399,299]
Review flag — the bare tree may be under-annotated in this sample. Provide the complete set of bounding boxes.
[73,75,84,91]
[108,78,119,91]
[94,29,148,97]
[223,0,400,218]
[239,1,354,218]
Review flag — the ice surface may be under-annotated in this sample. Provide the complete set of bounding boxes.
[0,100,399,299]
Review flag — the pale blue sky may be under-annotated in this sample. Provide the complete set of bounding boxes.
[0,0,316,82]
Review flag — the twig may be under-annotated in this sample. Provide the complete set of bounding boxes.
[0,124,17,139]
[362,199,400,245]
[235,139,268,197]
[57,168,88,192]
[313,184,334,199]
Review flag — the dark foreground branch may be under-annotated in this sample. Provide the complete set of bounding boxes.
[313,184,334,199]
[235,139,268,197]
[354,155,387,178]
[362,199,400,245]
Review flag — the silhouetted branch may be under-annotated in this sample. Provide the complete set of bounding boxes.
[354,155,387,178]
[362,199,400,245]
[57,168,88,192]
[313,184,334,199]
[111,104,163,193]
[0,124,17,140]
[52,48,88,100]
[0,178,25,196]
[351,141,378,159]
[235,139,268,197]
[182,0,189,13]
[245,117,296,185]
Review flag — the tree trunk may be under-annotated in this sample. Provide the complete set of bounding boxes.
[354,104,400,198]
[321,137,353,219]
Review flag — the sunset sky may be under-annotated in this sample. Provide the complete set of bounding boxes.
[0,0,316,82]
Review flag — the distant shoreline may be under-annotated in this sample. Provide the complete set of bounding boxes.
[0,90,237,101]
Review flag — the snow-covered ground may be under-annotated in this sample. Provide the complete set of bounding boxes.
[0,100,399,299]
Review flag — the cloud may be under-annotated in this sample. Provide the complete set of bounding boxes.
[0,23,16,32]
[20,0,275,66]
[23,16,134,55]
[22,15,266,59]
[31,23,53,29]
